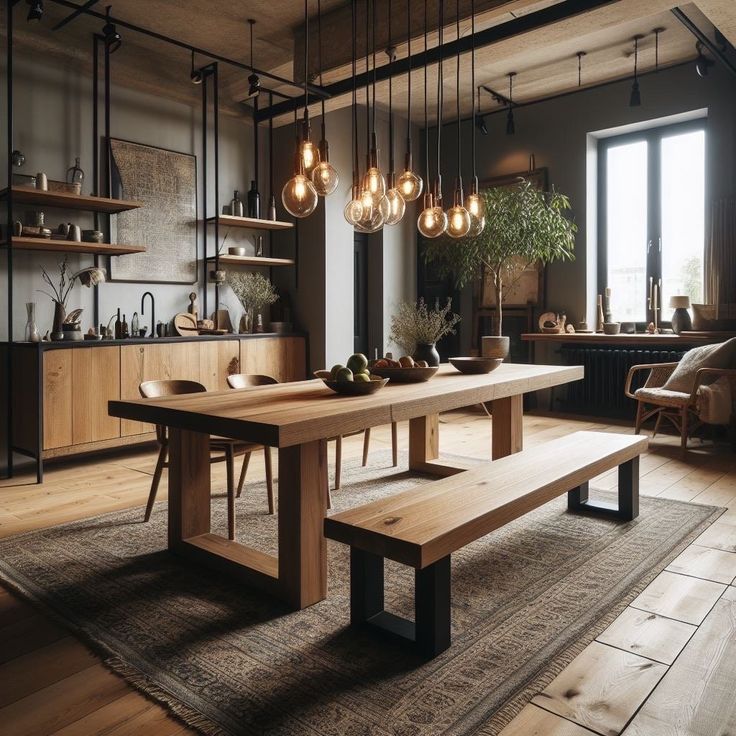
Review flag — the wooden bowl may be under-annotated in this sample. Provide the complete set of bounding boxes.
[368,365,439,383]
[449,357,504,374]
[314,370,388,396]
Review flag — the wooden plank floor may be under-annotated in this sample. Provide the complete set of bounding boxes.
[0,409,734,735]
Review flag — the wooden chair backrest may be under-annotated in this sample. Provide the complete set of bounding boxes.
[139,380,208,444]
[226,374,279,389]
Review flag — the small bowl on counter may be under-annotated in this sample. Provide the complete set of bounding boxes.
[82,230,104,243]
[314,370,388,396]
[368,364,439,383]
[228,246,248,256]
[449,357,504,375]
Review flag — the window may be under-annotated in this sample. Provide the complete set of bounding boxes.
[598,120,706,324]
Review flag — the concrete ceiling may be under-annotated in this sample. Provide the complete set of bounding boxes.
[1,0,734,126]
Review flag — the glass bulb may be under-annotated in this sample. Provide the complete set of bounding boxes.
[355,203,385,233]
[446,204,472,239]
[465,192,485,220]
[312,161,339,196]
[344,195,364,226]
[360,187,375,218]
[417,205,447,239]
[300,140,319,176]
[467,212,486,237]
[281,174,318,218]
[384,188,406,225]
[397,169,423,202]
[362,167,386,199]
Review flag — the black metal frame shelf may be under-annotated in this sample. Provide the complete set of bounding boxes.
[0,186,143,213]
[1,237,146,256]
[206,254,295,267]
[205,215,294,232]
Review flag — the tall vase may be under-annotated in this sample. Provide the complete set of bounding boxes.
[51,301,65,342]
[240,309,254,334]
[25,302,41,343]
[413,343,440,367]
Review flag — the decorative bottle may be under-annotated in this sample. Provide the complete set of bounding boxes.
[121,314,130,339]
[24,302,41,343]
[66,157,84,186]
[114,309,122,339]
[230,190,244,217]
[247,180,260,219]
[268,194,277,221]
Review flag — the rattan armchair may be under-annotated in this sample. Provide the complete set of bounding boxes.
[625,363,736,451]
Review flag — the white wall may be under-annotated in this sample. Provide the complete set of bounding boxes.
[0,55,255,340]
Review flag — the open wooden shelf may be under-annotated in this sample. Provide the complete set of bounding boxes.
[206,214,294,231]
[1,236,146,256]
[0,186,143,213]
[207,254,295,267]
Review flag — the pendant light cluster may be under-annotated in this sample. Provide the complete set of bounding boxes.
[282,0,339,219]
[464,0,485,237]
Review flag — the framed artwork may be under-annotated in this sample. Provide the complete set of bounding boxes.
[478,167,548,308]
[108,138,197,283]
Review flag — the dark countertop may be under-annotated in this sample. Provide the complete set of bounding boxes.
[9,332,306,349]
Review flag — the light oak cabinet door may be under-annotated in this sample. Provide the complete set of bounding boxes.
[240,337,306,383]
[120,343,173,436]
[72,346,121,445]
[43,349,73,450]
[200,340,240,391]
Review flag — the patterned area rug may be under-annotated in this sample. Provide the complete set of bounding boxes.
[0,451,722,736]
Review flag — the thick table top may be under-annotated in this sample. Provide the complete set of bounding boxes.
[108,363,583,447]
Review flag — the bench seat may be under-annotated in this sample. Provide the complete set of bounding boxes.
[324,431,648,657]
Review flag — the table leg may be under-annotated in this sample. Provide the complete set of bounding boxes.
[278,439,328,609]
[168,429,211,549]
[491,394,523,460]
[409,414,439,471]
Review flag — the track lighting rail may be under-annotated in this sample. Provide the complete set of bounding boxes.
[671,7,736,78]
[45,0,331,99]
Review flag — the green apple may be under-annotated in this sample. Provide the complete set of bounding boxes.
[330,364,345,380]
[335,367,354,382]
[354,372,370,383]
[346,353,368,374]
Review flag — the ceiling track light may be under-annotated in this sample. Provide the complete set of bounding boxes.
[247,19,261,98]
[695,41,714,77]
[653,27,664,71]
[629,34,643,107]
[190,50,203,84]
[102,5,122,53]
[506,72,516,135]
[26,0,43,22]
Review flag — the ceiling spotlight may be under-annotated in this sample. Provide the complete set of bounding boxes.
[695,42,714,77]
[246,20,260,98]
[476,115,488,136]
[190,51,203,84]
[629,35,643,107]
[102,6,122,54]
[26,0,43,21]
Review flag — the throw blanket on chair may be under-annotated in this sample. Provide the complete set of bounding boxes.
[697,377,732,425]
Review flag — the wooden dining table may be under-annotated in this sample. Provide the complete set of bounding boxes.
[108,362,583,610]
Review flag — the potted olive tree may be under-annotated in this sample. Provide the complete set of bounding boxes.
[423,178,576,358]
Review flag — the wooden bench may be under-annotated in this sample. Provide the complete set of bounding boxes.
[324,431,648,658]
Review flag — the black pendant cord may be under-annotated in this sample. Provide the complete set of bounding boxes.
[303,0,309,131]
[365,0,370,162]
[317,0,326,143]
[633,36,639,80]
[436,0,444,200]
[405,0,411,156]
[352,0,359,186]
[388,0,394,178]
[455,0,461,187]
[250,21,259,190]
[371,0,378,163]
[423,0,430,187]
[471,0,477,183]
[269,91,274,199]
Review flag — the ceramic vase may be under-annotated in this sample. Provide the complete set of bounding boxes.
[413,343,440,367]
[51,301,65,342]
[671,308,692,334]
[24,302,41,343]
[482,335,510,360]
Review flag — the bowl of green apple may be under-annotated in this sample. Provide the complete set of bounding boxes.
[314,353,389,396]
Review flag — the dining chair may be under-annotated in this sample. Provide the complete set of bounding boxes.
[226,373,276,514]
[139,379,269,540]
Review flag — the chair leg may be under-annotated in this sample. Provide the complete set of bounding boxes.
[226,445,235,541]
[680,407,689,455]
[264,447,275,515]
[144,444,168,522]
[335,435,343,490]
[237,452,251,498]
[391,422,398,467]
[652,411,663,438]
[634,402,644,434]
[362,428,371,467]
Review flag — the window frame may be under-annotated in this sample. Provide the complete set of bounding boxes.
[597,118,707,327]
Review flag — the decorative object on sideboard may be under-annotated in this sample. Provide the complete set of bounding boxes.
[31,211,45,227]
[227,271,278,334]
[255,235,264,257]
[669,295,692,334]
[35,172,48,191]
[187,291,199,321]
[267,195,277,222]
[648,277,662,333]
[48,180,82,195]
[247,181,260,219]
[565,323,576,334]
[230,189,244,217]
[174,312,197,336]
[66,224,82,242]
[482,335,510,360]
[82,229,104,243]
[12,149,25,168]
[389,298,461,367]
[109,139,196,283]
[62,308,85,341]
[603,286,612,323]
[38,258,106,341]
[539,311,561,334]
[209,269,226,284]
[620,321,636,334]
[214,306,234,333]
[603,322,621,335]
[66,157,85,188]
[24,302,41,343]
[577,320,593,333]
[596,294,604,332]
[131,312,140,336]
[228,246,247,257]
[12,173,36,187]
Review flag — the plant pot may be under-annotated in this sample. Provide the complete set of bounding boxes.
[51,301,65,342]
[671,308,692,334]
[481,335,510,360]
[412,343,440,367]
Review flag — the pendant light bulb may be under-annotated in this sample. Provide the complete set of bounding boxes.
[356,197,386,233]
[344,184,365,226]
[300,133,320,176]
[282,173,318,218]
[417,192,447,239]
[465,182,486,237]
[398,165,423,202]
[312,161,339,196]
[446,182,471,239]
[384,177,406,226]
[362,165,386,201]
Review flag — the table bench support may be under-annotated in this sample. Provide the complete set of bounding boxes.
[350,548,451,658]
[567,457,639,521]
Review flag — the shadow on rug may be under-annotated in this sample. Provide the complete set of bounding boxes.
[0,451,723,736]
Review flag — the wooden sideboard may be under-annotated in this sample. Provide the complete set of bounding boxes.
[6,335,306,473]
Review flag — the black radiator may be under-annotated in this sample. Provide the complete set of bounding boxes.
[558,346,686,418]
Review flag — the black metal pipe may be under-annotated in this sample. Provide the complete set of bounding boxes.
[253,95,259,196]
[671,7,736,78]
[256,0,617,122]
[46,0,330,99]
[51,0,100,30]
[92,34,100,329]
[5,0,14,479]
[104,41,111,198]
[202,70,208,322]
[213,63,220,311]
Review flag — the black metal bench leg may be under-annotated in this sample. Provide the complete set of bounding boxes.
[415,555,451,658]
[350,547,384,624]
[567,458,640,521]
[618,456,639,521]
